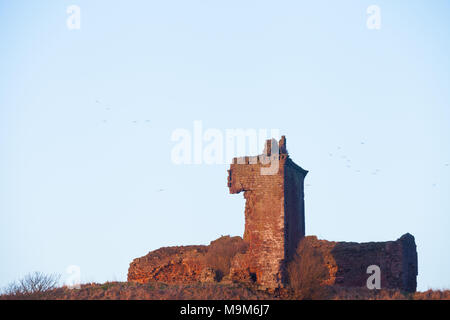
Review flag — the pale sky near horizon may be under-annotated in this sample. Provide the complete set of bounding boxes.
[1,0,450,291]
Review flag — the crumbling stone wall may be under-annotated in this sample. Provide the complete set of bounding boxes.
[128,236,248,284]
[288,234,418,292]
[227,136,308,288]
[128,245,210,284]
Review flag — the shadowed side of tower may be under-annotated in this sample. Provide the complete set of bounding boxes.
[284,156,308,266]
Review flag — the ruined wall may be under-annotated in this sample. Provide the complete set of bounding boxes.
[128,245,210,284]
[128,234,418,292]
[128,236,248,284]
[288,234,418,292]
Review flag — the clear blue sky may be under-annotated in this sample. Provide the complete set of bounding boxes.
[1,0,449,291]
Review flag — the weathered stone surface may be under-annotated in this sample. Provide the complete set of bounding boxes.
[288,234,418,292]
[128,236,247,284]
[227,136,307,288]
[229,251,254,283]
[127,245,209,284]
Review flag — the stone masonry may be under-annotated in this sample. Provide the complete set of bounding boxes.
[227,136,308,288]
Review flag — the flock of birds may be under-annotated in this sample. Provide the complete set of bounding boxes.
[327,144,381,175]
[95,99,150,125]
[95,99,161,192]
[304,144,449,189]
[94,99,448,190]
[309,142,449,189]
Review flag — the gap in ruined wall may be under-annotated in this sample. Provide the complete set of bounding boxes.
[226,193,246,239]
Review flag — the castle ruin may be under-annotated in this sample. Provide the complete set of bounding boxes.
[128,136,418,292]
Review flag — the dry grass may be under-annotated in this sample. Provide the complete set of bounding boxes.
[0,281,274,300]
[286,237,334,299]
[1,280,449,300]
[205,236,248,281]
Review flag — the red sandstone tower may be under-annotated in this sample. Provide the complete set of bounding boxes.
[227,136,308,288]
